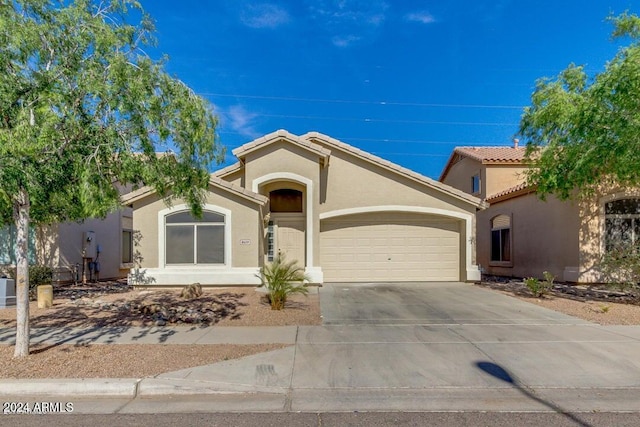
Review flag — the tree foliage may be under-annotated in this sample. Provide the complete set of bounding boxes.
[519,12,640,200]
[0,0,223,356]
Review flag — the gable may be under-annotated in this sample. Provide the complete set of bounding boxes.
[303,132,484,210]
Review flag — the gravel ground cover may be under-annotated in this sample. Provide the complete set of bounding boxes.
[0,281,319,378]
[476,276,640,325]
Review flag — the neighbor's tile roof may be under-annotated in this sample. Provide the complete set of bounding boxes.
[486,182,535,203]
[454,146,527,163]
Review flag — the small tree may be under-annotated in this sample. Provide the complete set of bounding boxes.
[519,12,640,200]
[257,254,309,310]
[0,0,223,357]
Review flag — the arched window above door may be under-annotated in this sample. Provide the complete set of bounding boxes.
[270,189,303,212]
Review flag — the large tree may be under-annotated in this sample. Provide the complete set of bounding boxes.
[519,12,640,200]
[0,0,224,357]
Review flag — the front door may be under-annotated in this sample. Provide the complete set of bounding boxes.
[275,216,305,267]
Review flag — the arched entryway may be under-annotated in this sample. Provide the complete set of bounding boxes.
[252,173,319,281]
[265,185,306,267]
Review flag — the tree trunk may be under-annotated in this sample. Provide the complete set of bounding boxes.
[13,188,30,358]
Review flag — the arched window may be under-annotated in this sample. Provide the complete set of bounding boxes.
[605,199,640,252]
[165,210,225,265]
[269,189,303,212]
[491,214,511,263]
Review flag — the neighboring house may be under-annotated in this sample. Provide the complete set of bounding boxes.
[1,207,134,283]
[122,130,485,286]
[440,141,639,283]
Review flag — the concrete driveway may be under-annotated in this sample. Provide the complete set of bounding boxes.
[319,281,591,325]
[136,282,640,414]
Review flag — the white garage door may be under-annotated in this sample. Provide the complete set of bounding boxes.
[320,213,460,282]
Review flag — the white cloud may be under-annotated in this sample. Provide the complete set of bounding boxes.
[222,105,261,139]
[240,3,290,29]
[331,34,361,48]
[308,0,388,47]
[405,11,436,24]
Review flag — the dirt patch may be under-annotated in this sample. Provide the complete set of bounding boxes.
[0,343,288,379]
[476,276,640,325]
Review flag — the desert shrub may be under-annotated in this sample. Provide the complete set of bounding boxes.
[0,265,52,289]
[524,272,553,298]
[599,242,640,294]
[257,254,309,310]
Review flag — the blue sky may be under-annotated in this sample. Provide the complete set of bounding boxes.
[139,0,636,179]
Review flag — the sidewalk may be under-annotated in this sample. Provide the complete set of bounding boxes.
[0,325,298,400]
[2,323,640,414]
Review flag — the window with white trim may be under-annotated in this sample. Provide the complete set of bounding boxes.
[605,199,640,252]
[165,210,225,265]
[266,220,275,262]
[490,214,511,263]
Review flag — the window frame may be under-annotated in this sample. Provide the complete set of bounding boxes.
[471,173,481,195]
[158,204,232,269]
[604,198,640,253]
[489,214,513,267]
[121,229,134,267]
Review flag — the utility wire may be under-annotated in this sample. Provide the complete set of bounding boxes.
[256,113,518,126]
[203,92,526,110]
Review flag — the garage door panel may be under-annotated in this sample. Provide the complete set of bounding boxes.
[320,214,460,282]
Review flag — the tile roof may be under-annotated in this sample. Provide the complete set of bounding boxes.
[121,176,267,206]
[232,129,331,165]
[486,182,535,203]
[212,161,243,178]
[454,146,527,163]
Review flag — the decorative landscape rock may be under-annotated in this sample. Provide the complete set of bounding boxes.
[180,283,203,299]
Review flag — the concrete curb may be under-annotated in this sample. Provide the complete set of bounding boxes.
[138,378,288,396]
[0,378,140,398]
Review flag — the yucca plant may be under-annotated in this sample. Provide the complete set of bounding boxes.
[257,254,310,310]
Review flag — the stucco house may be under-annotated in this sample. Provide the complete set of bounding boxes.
[0,207,134,283]
[123,130,485,286]
[439,141,640,283]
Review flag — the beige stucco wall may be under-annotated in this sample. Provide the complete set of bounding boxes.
[243,142,323,266]
[56,209,131,281]
[478,193,580,281]
[442,157,485,198]
[576,187,640,283]
[131,186,263,270]
[319,148,476,216]
[442,157,527,200]
[485,166,527,198]
[221,169,244,187]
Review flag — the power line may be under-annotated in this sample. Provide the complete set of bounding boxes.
[218,131,513,147]
[203,93,526,110]
[256,113,518,126]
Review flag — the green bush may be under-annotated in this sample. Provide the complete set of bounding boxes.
[524,272,553,298]
[257,254,309,310]
[599,242,640,294]
[29,265,53,288]
[1,265,53,300]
